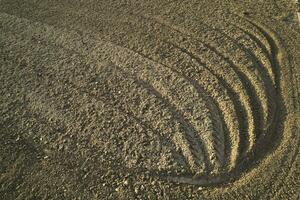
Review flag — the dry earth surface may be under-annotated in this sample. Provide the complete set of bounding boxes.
[0,0,299,199]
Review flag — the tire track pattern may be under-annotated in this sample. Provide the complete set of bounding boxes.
[0,11,283,185]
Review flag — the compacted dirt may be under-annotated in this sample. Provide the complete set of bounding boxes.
[0,0,299,199]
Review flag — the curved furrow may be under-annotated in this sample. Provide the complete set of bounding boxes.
[105,52,225,173]
[124,42,240,170]
[112,37,236,169]
[226,12,273,55]
[0,7,286,187]
[229,14,293,195]
[82,33,228,173]
[2,12,229,173]
[0,11,274,138]
[203,23,277,134]
[101,14,247,169]
[161,39,256,157]
[129,14,258,155]
[27,12,234,172]
[237,16,285,140]
[0,28,190,173]
[0,24,171,170]
[95,63,210,174]
[192,23,275,134]
[222,22,275,85]
[145,15,275,135]
[137,50,241,168]
[212,16,277,90]
[126,12,281,161]
[111,38,236,168]
[0,13,239,165]
[0,14,217,174]
[238,15,282,86]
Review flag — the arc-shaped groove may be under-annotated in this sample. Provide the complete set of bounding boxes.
[0,12,242,172]
[148,15,270,132]
[210,23,277,133]
[134,13,282,176]
[132,42,245,168]
[227,14,284,142]
[126,14,250,167]
[118,47,236,171]
[75,28,227,173]
[226,12,273,55]
[236,15,284,135]
[190,15,277,134]
[238,15,281,87]
[136,14,259,155]
[194,22,276,134]
[161,40,253,159]
[0,12,246,167]
[0,14,223,173]
[224,22,276,85]
[6,12,228,174]
[95,63,211,174]
[89,76,195,172]
[167,17,283,184]
[0,9,285,186]
[0,28,189,173]
[107,54,226,173]
[135,78,210,174]
[230,14,292,191]
[0,10,274,141]
[152,16,273,148]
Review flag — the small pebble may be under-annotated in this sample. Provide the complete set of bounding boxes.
[123,180,129,186]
